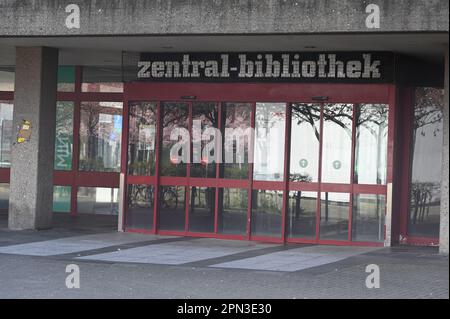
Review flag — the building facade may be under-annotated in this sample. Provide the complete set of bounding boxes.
[0,0,448,253]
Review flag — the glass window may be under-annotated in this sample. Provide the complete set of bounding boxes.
[0,101,13,168]
[81,66,124,93]
[189,186,215,233]
[0,66,14,91]
[408,87,444,238]
[287,191,317,239]
[352,194,385,242]
[290,103,321,183]
[0,183,9,210]
[320,192,349,241]
[77,187,119,215]
[253,103,286,181]
[354,104,388,185]
[221,103,252,180]
[251,190,283,237]
[79,102,123,172]
[322,104,353,184]
[128,102,157,176]
[191,102,218,178]
[57,66,75,92]
[53,186,71,213]
[54,101,74,171]
[126,184,154,230]
[160,102,189,177]
[218,188,248,235]
[158,186,186,231]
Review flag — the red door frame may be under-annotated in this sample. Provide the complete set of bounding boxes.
[0,91,14,200]
[123,82,396,246]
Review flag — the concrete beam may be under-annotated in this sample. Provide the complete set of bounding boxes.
[440,46,449,254]
[0,0,448,37]
[8,47,58,230]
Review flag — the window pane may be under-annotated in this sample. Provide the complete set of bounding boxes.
[191,102,218,178]
[0,183,9,210]
[287,191,317,239]
[126,184,154,230]
[53,186,71,213]
[81,66,123,93]
[57,66,75,92]
[352,194,385,242]
[322,104,353,184]
[160,102,189,177]
[158,185,186,231]
[189,186,215,233]
[253,103,286,181]
[290,103,321,183]
[408,87,444,238]
[354,104,388,185]
[128,102,157,176]
[79,102,123,172]
[251,190,283,237]
[0,66,14,91]
[218,188,248,235]
[77,187,119,215]
[0,100,13,168]
[221,102,252,180]
[54,101,74,170]
[320,192,349,241]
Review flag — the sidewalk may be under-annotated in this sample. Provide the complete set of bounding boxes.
[0,213,448,299]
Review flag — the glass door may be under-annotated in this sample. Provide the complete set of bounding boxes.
[124,101,158,232]
[123,82,394,246]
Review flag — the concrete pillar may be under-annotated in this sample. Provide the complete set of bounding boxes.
[8,47,58,230]
[440,46,449,254]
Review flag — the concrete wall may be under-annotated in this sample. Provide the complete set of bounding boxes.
[440,47,449,254]
[0,0,448,37]
[8,47,58,230]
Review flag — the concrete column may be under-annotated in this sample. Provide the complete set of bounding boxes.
[440,46,449,255]
[8,47,58,230]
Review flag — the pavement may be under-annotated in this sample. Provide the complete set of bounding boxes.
[0,212,448,299]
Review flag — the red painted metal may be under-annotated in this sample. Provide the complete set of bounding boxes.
[247,102,256,240]
[126,83,390,103]
[316,105,325,242]
[282,103,291,243]
[52,66,124,217]
[119,82,397,247]
[398,87,414,241]
[0,168,10,183]
[153,101,162,234]
[0,94,13,184]
[214,102,221,235]
[348,104,357,241]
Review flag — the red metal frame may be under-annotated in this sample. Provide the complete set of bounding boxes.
[0,91,13,190]
[121,82,393,246]
[53,66,124,215]
[396,87,440,246]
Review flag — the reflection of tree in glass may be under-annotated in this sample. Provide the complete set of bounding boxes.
[221,103,252,179]
[323,104,353,139]
[79,102,122,172]
[128,102,156,175]
[410,88,444,226]
[160,103,189,176]
[355,104,388,184]
[291,103,321,141]
[191,103,218,178]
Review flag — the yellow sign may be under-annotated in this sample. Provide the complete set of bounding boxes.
[17,119,32,143]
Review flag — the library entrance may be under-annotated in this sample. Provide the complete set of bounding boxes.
[121,82,395,246]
